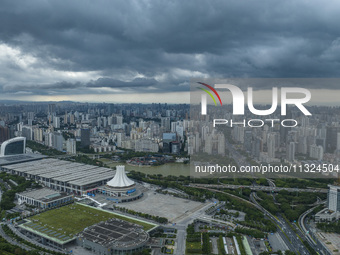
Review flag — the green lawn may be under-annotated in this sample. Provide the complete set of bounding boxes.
[98,158,118,167]
[23,203,155,242]
[186,241,202,253]
[98,158,111,163]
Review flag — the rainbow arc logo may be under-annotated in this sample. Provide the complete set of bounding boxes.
[196,82,222,106]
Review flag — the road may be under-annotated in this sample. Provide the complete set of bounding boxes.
[249,192,310,254]
[174,224,187,255]
[191,185,298,254]
[298,204,332,255]
[252,178,311,254]
[0,223,32,252]
[267,179,276,188]
[225,138,308,253]
[178,137,327,254]
[189,183,328,193]
[277,214,311,255]
[172,202,216,255]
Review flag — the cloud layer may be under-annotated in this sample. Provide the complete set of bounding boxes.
[1,0,340,101]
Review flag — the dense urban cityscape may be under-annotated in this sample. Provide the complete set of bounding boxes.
[0,101,338,254]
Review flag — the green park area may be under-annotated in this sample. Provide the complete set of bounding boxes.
[186,241,202,254]
[22,203,156,243]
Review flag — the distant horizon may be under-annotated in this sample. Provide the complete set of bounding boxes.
[2,88,340,106]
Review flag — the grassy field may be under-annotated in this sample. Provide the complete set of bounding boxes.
[186,241,202,254]
[23,203,155,242]
[97,158,111,163]
[98,158,119,168]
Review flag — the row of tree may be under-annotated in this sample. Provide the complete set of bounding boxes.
[68,154,104,166]
[317,221,340,234]
[0,173,40,211]
[113,206,168,224]
[0,235,40,255]
[26,140,65,156]
[235,227,266,239]
[257,190,327,221]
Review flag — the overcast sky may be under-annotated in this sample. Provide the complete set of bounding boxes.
[1,0,340,103]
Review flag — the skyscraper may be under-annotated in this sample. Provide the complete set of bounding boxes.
[161,117,171,131]
[244,131,253,152]
[22,126,33,140]
[267,133,276,158]
[64,111,68,124]
[48,104,56,115]
[328,185,340,212]
[116,115,123,125]
[310,144,323,161]
[53,116,60,129]
[33,128,43,142]
[326,127,340,152]
[286,142,295,162]
[52,132,63,151]
[81,129,91,147]
[162,132,176,153]
[108,104,114,115]
[337,132,340,151]
[252,137,262,159]
[0,126,10,143]
[70,114,75,124]
[66,138,77,154]
[217,133,225,155]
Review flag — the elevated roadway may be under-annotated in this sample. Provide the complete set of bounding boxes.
[189,183,328,193]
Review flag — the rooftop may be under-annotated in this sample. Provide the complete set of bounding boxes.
[3,158,115,187]
[78,218,149,249]
[19,203,155,245]
[316,208,338,215]
[0,153,46,166]
[18,188,72,203]
[107,165,134,188]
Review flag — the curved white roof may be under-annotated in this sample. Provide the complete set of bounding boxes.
[107,165,134,188]
[0,137,26,157]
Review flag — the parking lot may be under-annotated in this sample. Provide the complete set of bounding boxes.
[109,189,205,222]
[318,232,340,255]
[268,233,288,253]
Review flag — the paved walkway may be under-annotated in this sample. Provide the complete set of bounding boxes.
[0,223,32,251]
[8,223,66,254]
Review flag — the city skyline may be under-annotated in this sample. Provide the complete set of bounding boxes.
[4,88,340,105]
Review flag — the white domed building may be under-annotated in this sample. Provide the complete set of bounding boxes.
[106,165,135,188]
[97,165,143,203]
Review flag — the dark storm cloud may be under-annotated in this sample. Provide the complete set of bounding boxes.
[3,81,82,91]
[1,0,340,96]
[3,77,188,96]
[87,78,158,88]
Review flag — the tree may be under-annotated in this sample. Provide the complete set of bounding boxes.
[14,248,24,255]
